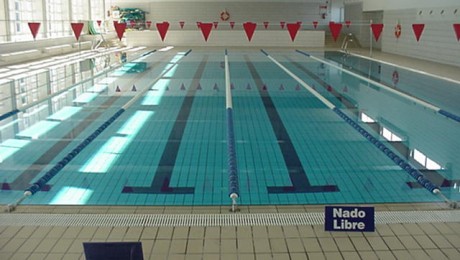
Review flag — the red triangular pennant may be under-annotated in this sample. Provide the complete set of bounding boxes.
[264,22,269,29]
[28,22,41,40]
[243,22,257,42]
[230,21,235,29]
[412,24,425,42]
[280,21,285,29]
[130,20,136,28]
[179,21,185,29]
[213,22,218,29]
[313,21,318,29]
[329,22,343,42]
[196,22,201,28]
[146,21,152,29]
[287,23,301,41]
[453,24,460,41]
[114,22,127,40]
[199,23,213,41]
[71,22,84,41]
[371,24,384,41]
[97,20,102,27]
[156,22,170,41]
[345,20,351,28]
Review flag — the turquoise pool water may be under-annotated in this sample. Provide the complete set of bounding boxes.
[1,48,459,206]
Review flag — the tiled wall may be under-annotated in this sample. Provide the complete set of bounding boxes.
[382,7,460,67]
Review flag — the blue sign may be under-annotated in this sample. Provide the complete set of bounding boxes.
[325,206,375,232]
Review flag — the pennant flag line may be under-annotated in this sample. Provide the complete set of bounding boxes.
[199,23,213,41]
[230,21,235,29]
[179,21,185,29]
[371,23,384,41]
[264,22,269,29]
[313,21,318,29]
[345,20,351,28]
[287,23,301,41]
[70,22,84,41]
[146,21,152,29]
[453,24,460,41]
[329,22,343,42]
[213,22,218,29]
[243,22,257,42]
[28,22,41,40]
[280,21,285,29]
[412,23,425,42]
[96,20,102,27]
[156,21,170,41]
[114,22,127,40]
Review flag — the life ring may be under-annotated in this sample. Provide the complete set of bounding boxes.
[220,10,230,21]
[392,70,399,85]
[394,24,401,38]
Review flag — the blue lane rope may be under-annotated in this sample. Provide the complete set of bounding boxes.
[25,108,125,194]
[262,49,441,195]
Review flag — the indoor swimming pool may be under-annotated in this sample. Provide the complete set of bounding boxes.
[0,48,459,206]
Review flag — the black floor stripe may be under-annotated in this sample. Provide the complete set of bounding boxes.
[244,55,338,193]
[125,56,209,194]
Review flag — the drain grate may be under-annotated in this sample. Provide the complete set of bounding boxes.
[0,211,458,227]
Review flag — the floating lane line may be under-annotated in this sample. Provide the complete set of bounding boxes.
[260,49,444,199]
[295,50,440,112]
[296,50,460,123]
[225,49,240,211]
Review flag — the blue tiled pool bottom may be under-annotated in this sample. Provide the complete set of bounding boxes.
[1,49,455,206]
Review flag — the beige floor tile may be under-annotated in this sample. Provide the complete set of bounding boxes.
[269,238,288,253]
[297,225,316,238]
[66,239,86,254]
[15,238,41,253]
[186,239,204,254]
[92,226,113,240]
[323,251,343,260]
[350,236,372,251]
[425,249,450,260]
[341,251,361,260]
[307,252,326,260]
[188,227,205,239]
[402,223,425,235]
[388,224,410,236]
[173,227,190,239]
[238,253,256,260]
[391,250,412,260]
[77,227,97,239]
[237,239,254,253]
[282,226,300,238]
[50,238,73,254]
[333,237,355,251]
[441,248,460,259]
[302,237,322,252]
[397,236,421,250]
[34,238,59,253]
[27,252,48,260]
[203,239,220,254]
[2,238,26,253]
[205,226,221,239]
[220,238,237,253]
[255,253,274,260]
[169,239,187,254]
[317,237,338,252]
[441,234,460,248]
[10,252,31,260]
[123,226,143,240]
[151,239,171,254]
[220,226,237,239]
[376,224,395,236]
[358,251,379,260]
[285,238,305,253]
[14,226,38,239]
[220,253,239,260]
[237,226,253,239]
[167,254,187,260]
[408,249,432,260]
[432,223,456,235]
[252,226,268,238]
[141,227,158,240]
[156,226,174,239]
[417,223,440,235]
[374,250,396,260]
[45,226,67,238]
[61,226,83,239]
[267,226,284,238]
[382,236,405,250]
[412,235,437,249]
[253,238,270,253]
[289,252,308,260]
[366,236,389,251]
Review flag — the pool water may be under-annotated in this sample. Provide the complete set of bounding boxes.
[1,48,459,206]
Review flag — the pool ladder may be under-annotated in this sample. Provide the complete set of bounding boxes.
[341,33,360,54]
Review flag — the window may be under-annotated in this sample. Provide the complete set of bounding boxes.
[8,0,34,41]
[71,0,89,21]
[411,149,443,170]
[381,127,402,142]
[360,112,375,123]
[46,0,70,37]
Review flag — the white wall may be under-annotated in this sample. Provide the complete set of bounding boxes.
[126,29,325,47]
[344,0,460,11]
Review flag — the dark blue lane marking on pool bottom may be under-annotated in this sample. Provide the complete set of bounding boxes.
[333,108,440,193]
[227,108,239,197]
[245,55,339,193]
[0,109,20,122]
[123,56,208,194]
